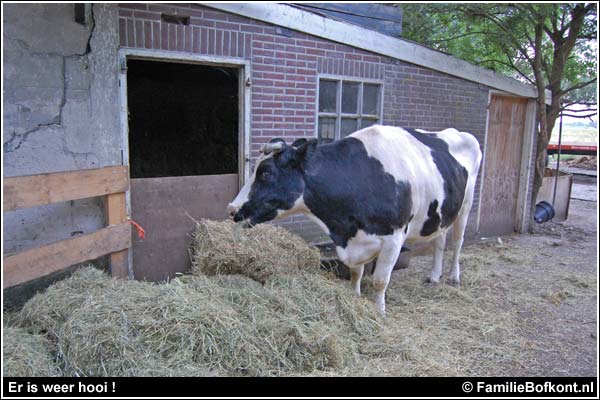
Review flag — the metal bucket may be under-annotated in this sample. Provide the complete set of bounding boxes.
[534,201,555,223]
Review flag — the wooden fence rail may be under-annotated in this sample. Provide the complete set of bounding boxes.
[3,166,131,288]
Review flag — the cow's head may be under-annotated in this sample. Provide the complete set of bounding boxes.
[227,138,317,225]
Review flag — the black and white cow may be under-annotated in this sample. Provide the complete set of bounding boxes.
[228,125,482,313]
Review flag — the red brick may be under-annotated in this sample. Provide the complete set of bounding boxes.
[363,55,380,63]
[345,53,362,61]
[262,116,284,122]
[306,48,325,56]
[144,21,152,49]
[253,34,275,43]
[160,22,168,50]
[215,30,223,55]
[133,11,160,20]
[147,4,177,13]
[119,19,126,46]
[192,26,200,53]
[177,25,184,51]
[254,108,274,115]
[297,54,317,62]
[215,21,240,30]
[275,52,297,60]
[120,3,147,11]
[253,49,274,57]
[262,42,286,51]
[184,25,192,52]
[296,40,316,48]
[208,29,216,53]
[202,10,229,21]
[285,88,306,95]
[168,23,176,51]
[263,73,285,80]
[296,68,314,76]
[240,24,264,34]
[190,17,215,28]
[274,81,296,88]
[201,27,208,53]
[134,20,143,47]
[230,31,238,56]
[326,51,345,59]
[285,45,305,53]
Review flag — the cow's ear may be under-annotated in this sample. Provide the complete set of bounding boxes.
[291,138,308,148]
[292,139,318,165]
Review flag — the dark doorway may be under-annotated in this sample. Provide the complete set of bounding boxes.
[127,59,239,178]
[126,58,241,282]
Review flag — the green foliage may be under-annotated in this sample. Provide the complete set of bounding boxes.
[400,3,597,106]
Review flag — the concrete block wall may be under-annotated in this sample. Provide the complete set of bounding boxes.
[117,3,492,243]
[3,4,121,254]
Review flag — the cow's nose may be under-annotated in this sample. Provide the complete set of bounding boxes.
[227,204,238,219]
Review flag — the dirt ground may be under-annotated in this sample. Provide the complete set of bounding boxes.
[359,193,597,376]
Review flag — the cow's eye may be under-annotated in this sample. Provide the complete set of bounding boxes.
[260,171,271,181]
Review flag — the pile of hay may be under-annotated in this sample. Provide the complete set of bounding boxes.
[11,263,381,376]
[190,219,321,283]
[3,320,61,377]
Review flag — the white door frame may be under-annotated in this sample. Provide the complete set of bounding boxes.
[117,48,251,275]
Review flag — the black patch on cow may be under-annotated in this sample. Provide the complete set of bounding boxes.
[234,148,305,225]
[303,137,413,248]
[420,200,441,236]
[405,128,468,228]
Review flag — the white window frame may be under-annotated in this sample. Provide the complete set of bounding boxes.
[316,74,384,142]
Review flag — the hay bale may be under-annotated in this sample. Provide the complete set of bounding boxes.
[190,219,321,283]
[17,266,382,377]
[3,325,61,377]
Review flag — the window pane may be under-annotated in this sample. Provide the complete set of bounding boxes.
[362,84,380,115]
[318,117,336,143]
[318,80,337,113]
[341,82,359,114]
[360,118,378,129]
[341,118,358,137]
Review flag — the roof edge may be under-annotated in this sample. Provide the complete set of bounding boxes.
[204,3,551,104]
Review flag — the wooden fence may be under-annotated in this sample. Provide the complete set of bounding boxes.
[3,166,131,288]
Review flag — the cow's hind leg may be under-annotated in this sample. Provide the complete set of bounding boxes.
[427,233,447,284]
[448,209,470,285]
[349,264,364,296]
[372,232,404,314]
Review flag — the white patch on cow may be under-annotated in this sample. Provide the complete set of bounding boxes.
[349,125,481,291]
[276,195,306,219]
[228,154,274,210]
[335,230,383,267]
[350,125,446,241]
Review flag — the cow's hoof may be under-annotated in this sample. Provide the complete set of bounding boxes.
[447,278,461,286]
[424,277,440,285]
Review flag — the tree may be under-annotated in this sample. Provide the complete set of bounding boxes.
[401,3,597,226]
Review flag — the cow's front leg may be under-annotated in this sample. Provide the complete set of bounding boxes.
[372,232,404,314]
[428,233,447,284]
[349,264,364,296]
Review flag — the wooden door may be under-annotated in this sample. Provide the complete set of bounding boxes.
[479,95,528,236]
[130,174,238,282]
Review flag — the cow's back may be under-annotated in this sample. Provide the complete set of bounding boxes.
[350,125,481,241]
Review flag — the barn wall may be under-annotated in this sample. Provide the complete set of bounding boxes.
[3,4,122,255]
[118,3,491,242]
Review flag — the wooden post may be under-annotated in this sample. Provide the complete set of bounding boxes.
[106,192,129,278]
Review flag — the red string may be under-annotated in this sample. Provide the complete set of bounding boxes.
[128,219,146,240]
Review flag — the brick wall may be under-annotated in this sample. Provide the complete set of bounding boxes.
[119,3,491,242]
